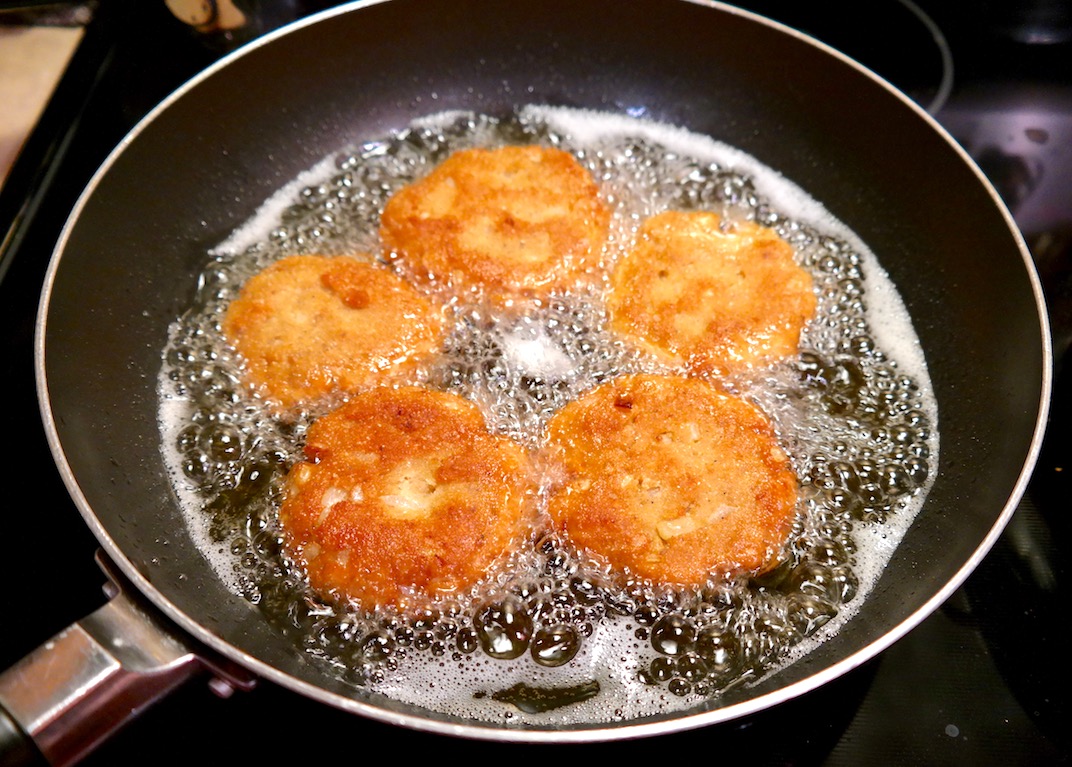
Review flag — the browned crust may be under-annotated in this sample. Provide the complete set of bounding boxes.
[544,374,799,584]
[279,386,535,607]
[379,145,611,303]
[222,255,444,410]
[607,211,816,375]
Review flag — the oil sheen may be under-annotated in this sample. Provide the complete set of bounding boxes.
[158,106,938,725]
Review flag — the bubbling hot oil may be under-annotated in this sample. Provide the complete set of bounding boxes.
[158,106,937,724]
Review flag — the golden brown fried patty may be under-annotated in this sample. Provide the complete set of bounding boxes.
[279,385,534,607]
[544,374,798,584]
[379,145,610,303]
[607,211,816,376]
[222,255,444,410]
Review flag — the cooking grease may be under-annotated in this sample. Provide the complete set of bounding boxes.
[158,106,937,725]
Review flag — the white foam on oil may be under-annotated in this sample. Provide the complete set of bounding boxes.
[371,616,685,723]
[212,153,341,256]
[158,385,242,591]
[527,105,933,388]
[500,324,575,380]
[159,105,939,726]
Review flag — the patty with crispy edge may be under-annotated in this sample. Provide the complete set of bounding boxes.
[544,374,798,585]
[607,211,816,376]
[222,255,444,410]
[280,385,535,607]
[379,145,610,303]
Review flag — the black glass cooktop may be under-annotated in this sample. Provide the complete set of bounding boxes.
[0,1,1068,763]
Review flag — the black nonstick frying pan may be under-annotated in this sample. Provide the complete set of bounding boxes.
[0,0,1050,762]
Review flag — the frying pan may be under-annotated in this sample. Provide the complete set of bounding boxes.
[0,0,1050,762]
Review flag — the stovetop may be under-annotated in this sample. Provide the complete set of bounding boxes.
[0,1,1068,763]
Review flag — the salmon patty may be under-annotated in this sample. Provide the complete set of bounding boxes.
[544,374,798,585]
[607,211,816,376]
[380,145,611,303]
[222,255,444,410]
[279,385,535,607]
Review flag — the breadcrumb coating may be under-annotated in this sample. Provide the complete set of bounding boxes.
[222,255,444,410]
[279,386,535,607]
[380,145,610,303]
[608,211,816,375]
[544,374,798,584]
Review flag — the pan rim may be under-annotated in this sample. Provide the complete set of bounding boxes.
[33,0,1053,742]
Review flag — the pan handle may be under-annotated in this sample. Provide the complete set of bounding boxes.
[0,582,252,766]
